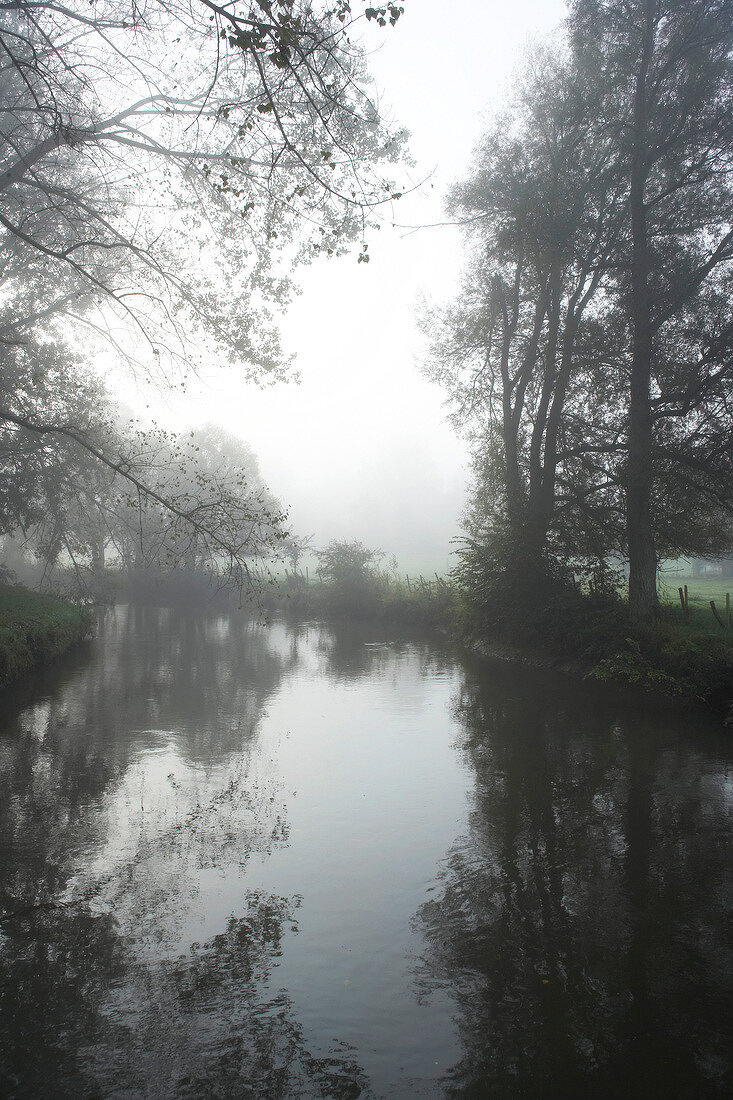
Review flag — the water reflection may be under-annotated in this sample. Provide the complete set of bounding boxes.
[1,890,372,1099]
[414,660,733,1097]
[313,618,456,686]
[0,606,287,915]
[0,613,730,1097]
[0,607,371,1098]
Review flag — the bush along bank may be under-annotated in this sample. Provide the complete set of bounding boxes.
[0,584,92,690]
[455,570,733,716]
[266,572,457,631]
[270,560,733,715]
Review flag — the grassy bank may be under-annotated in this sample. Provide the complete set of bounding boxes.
[0,585,92,690]
[459,581,733,715]
[267,575,456,630]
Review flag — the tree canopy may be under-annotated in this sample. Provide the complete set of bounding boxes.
[428,0,733,620]
[1,0,407,371]
[0,0,407,592]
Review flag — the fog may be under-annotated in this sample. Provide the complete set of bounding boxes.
[3,3,732,1094]
[114,0,567,572]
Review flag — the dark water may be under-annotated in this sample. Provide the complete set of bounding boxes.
[0,607,731,1098]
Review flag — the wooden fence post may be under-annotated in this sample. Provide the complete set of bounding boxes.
[678,586,690,620]
[710,600,725,628]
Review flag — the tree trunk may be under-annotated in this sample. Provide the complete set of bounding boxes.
[495,274,525,535]
[626,0,659,621]
[90,536,105,581]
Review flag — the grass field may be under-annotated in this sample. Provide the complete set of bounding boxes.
[0,585,92,689]
[657,573,733,635]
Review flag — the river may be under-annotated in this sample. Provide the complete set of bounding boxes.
[0,606,731,1097]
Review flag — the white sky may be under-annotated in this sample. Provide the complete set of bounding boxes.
[127,0,567,572]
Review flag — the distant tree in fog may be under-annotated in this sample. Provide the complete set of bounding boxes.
[316,539,382,584]
[0,340,287,594]
[110,424,287,591]
[283,532,315,576]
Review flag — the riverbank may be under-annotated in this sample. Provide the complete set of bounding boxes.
[271,577,733,716]
[459,585,733,716]
[267,575,456,630]
[0,584,92,690]
[25,564,730,716]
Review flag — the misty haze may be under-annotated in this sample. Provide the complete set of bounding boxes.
[0,1,731,1097]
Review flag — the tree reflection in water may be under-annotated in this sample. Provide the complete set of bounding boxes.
[0,607,371,1098]
[414,660,732,1098]
[314,618,456,685]
[1,613,730,1097]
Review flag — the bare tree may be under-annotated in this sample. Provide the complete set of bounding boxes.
[0,0,406,360]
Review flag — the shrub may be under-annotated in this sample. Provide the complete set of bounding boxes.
[314,540,384,616]
[315,540,383,588]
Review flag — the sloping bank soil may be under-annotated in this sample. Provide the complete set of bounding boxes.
[0,585,92,690]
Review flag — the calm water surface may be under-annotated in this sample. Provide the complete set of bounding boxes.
[0,606,731,1097]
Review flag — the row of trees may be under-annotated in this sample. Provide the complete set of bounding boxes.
[0,349,286,593]
[428,0,733,620]
[0,0,407,592]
